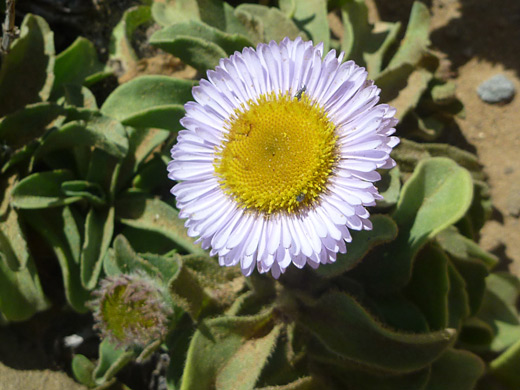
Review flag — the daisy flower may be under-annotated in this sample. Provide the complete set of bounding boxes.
[168,37,399,278]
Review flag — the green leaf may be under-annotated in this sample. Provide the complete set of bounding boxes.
[0,14,55,117]
[151,20,253,56]
[316,214,397,278]
[93,339,135,385]
[80,207,115,290]
[116,191,206,256]
[235,4,305,43]
[131,154,168,192]
[450,255,488,317]
[113,234,159,277]
[376,64,433,120]
[341,0,401,78]
[61,180,106,206]
[477,273,520,352]
[387,1,431,69]
[120,225,179,255]
[181,254,245,309]
[0,102,64,149]
[150,21,243,73]
[20,207,90,312]
[299,291,456,373]
[459,316,494,347]
[52,37,107,98]
[36,114,129,159]
[60,85,98,109]
[370,293,429,333]
[423,144,484,181]
[490,337,520,388]
[169,255,214,320]
[352,157,473,292]
[152,0,201,27]
[109,6,152,75]
[151,0,263,43]
[86,149,122,200]
[394,158,471,234]
[118,127,170,189]
[141,253,180,282]
[404,244,449,330]
[446,262,470,330]
[425,349,484,390]
[315,357,430,390]
[101,75,195,131]
[0,207,31,270]
[280,0,330,52]
[377,165,401,208]
[71,354,96,387]
[180,311,279,390]
[0,251,50,321]
[11,170,82,209]
[437,226,498,270]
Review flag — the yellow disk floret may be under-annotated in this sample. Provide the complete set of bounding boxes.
[215,91,338,214]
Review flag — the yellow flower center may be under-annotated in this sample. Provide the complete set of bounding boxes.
[215,91,338,214]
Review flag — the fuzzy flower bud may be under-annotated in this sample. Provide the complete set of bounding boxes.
[91,273,171,348]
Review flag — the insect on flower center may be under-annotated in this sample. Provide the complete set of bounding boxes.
[215,91,338,214]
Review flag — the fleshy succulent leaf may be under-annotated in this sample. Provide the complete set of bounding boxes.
[20,207,90,312]
[180,310,278,390]
[351,157,473,292]
[404,244,450,330]
[101,75,195,131]
[93,339,135,385]
[316,214,397,278]
[387,1,431,70]
[35,114,129,159]
[11,169,81,209]
[0,14,55,117]
[71,354,96,387]
[80,206,115,290]
[52,37,107,99]
[425,349,484,390]
[0,250,50,321]
[299,291,456,373]
[115,191,206,256]
[234,4,305,43]
[279,0,329,52]
[490,338,520,388]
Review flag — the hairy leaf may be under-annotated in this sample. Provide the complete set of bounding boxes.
[180,311,278,390]
[101,75,195,131]
[352,157,473,292]
[11,170,81,209]
[0,14,55,117]
[21,207,90,312]
[116,191,206,256]
[80,207,115,290]
[299,291,456,373]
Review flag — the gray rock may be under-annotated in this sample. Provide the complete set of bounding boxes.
[477,74,516,104]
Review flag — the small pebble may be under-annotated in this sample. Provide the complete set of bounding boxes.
[63,334,84,348]
[477,74,516,104]
[504,166,514,175]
